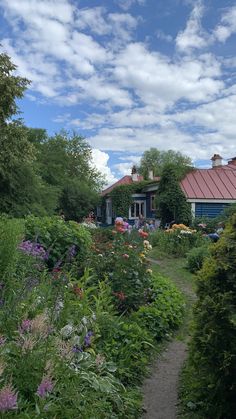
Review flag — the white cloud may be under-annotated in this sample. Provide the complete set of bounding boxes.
[214,6,236,43]
[176,0,209,52]
[91,149,118,186]
[114,43,223,109]
[116,0,146,11]
[114,155,141,176]
[156,30,173,43]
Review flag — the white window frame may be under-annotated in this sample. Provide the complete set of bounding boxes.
[129,197,146,219]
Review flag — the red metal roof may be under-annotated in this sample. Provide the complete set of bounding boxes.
[180,165,236,200]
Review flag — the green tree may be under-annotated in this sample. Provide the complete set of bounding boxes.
[183,213,236,418]
[0,50,29,126]
[155,164,192,226]
[59,179,100,221]
[139,148,192,180]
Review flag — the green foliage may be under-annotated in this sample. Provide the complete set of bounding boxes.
[150,228,204,257]
[0,50,29,126]
[186,244,210,273]
[0,216,185,417]
[0,215,24,278]
[139,148,192,180]
[131,273,185,341]
[110,184,135,218]
[181,214,236,418]
[60,179,99,221]
[155,164,192,226]
[24,216,92,268]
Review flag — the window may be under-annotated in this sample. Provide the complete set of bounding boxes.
[150,194,156,211]
[130,201,145,218]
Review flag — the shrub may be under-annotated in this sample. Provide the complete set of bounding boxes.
[186,244,210,273]
[180,214,236,418]
[150,228,204,257]
[132,273,185,340]
[24,216,92,269]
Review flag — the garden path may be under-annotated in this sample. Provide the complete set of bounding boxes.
[142,257,196,419]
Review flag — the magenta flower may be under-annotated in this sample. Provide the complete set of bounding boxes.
[36,377,54,399]
[0,384,18,412]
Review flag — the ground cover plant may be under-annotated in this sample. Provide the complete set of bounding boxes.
[0,216,185,418]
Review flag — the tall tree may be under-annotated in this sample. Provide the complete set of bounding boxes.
[139,148,192,180]
[0,51,29,126]
[155,164,192,226]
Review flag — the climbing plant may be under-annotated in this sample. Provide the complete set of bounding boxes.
[110,181,151,218]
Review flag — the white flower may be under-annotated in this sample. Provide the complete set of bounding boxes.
[60,324,73,338]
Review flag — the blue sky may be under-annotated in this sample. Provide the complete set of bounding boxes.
[0,0,236,185]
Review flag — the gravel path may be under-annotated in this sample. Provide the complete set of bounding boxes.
[142,340,187,419]
[142,257,195,419]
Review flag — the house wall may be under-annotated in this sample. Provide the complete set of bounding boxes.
[146,192,156,219]
[195,202,230,218]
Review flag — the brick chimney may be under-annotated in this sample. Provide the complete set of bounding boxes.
[228,157,236,166]
[211,154,222,168]
[131,165,138,181]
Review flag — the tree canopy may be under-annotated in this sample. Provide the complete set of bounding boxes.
[139,148,192,180]
[0,51,103,220]
[0,51,29,126]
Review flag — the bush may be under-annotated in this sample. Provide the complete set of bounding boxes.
[186,244,210,273]
[24,215,92,269]
[150,228,205,257]
[132,273,185,340]
[180,214,236,418]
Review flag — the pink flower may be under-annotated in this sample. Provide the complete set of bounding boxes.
[36,377,54,399]
[0,384,18,412]
[122,254,129,259]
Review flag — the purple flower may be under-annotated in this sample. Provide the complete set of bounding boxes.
[0,336,6,346]
[72,345,83,353]
[36,377,54,399]
[0,384,18,412]
[18,241,48,260]
[19,319,32,334]
[84,331,93,347]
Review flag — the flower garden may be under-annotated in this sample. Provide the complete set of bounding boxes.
[0,215,185,418]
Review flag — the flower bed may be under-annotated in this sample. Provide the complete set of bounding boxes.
[0,216,185,417]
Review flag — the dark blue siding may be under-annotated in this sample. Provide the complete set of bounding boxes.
[146,192,156,219]
[195,203,229,218]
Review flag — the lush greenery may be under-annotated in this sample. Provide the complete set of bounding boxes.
[110,181,152,219]
[150,224,205,257]
[139,148,192,180]
[0,51,102,219]
[0,216,185,417]
[155,165,192,227]
[180,213,236,419]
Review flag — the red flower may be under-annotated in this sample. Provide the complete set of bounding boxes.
[139,230,149,238]
[52,267,61,280]
[73,286,84,298]
[113,291,126,301]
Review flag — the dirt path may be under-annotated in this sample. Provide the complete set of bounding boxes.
[142,257,196,419]
[142,340,187,419]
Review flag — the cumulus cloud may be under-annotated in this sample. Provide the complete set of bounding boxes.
[0,0,235,169]
[91,149,118,186]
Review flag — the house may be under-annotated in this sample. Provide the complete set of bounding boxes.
[100,155,236,225]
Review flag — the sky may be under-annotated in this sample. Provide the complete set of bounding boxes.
[0,0,236,185]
